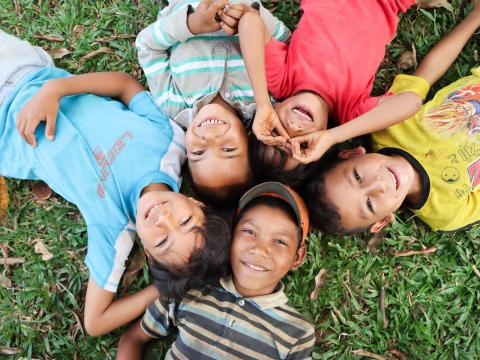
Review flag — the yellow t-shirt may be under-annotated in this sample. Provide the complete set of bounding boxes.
[372,68,480,231]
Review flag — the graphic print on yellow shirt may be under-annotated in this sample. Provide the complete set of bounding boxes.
[371,68,480,231]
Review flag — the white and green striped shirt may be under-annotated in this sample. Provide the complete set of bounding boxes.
[136,0,291,129]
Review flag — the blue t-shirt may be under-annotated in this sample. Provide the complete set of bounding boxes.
[0,68,186,292]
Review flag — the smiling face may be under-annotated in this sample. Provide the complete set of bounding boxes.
[322,148,418,232]
[186,103,251,200]
[230,203,305,297]
[274,91,328,138]
[136,190,205,268]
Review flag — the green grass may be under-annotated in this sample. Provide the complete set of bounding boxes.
[1,0,479,359]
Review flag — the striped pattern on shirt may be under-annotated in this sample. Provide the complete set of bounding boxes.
[141,277,315,359]
[135,0,291,129]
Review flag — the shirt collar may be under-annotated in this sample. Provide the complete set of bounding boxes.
[220,276,288,309]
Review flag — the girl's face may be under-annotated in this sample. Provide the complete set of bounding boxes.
[230,203,305,297]
[136,191,205,268]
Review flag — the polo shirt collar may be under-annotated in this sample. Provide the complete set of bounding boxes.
[220,276,288,309]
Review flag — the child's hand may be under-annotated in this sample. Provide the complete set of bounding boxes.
[217,3,260,35]
[253,104,290,146]
[16,83,60,147]
[187,0,231,35]
[290,130,335,164]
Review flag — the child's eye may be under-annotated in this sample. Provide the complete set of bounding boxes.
[274,239,288,246]
[180,216,192,226]
[366,198,374,213]
[222,147,236,153]
[242,228,255,236]
[156,236,168,248]
[354,169,362,183]
[191,150,205,156]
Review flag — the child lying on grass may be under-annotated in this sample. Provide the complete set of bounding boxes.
[136,0,291,203]
[238,0,422,183]
[304,0,480,234]
[0,30,232,336]
[116,182,314,360]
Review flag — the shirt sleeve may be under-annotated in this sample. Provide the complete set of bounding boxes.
[264,38,289,100]
[135,3,193,108]
[259,4,291,43]
[285,325,316,360]
[141,298,176,338]
[388,74,431,100]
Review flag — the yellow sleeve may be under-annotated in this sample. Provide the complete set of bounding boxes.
[388,74,431,100]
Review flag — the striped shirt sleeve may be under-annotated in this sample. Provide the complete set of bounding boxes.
[285,325,315,359]
[259,3,291,43]
[135,3,193,108]
[140,298,176,339]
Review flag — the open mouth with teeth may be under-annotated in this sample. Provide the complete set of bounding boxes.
[145,202,166,220]
[197,118,226,127]
[388,168,399,191]
[241,260,269,272]
[292,105,313,122]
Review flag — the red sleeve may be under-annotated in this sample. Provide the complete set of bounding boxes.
[264,37,289,100]
[340,95,383,125]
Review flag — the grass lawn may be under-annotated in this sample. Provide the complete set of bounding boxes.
[1,0,479,359]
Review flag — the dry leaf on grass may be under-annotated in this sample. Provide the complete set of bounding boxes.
[0,257,25,265]
[47,47,71,59]
[389,349,409,360]
[380,287,388,329]
[393,246,437,257]
[13,0,21,14]
[472,265,480,279]
[0,274,12,288]
[33,32,64,43]
[120,248,146,291]
[72,25,85,41]
[34,239,53,261]
[310,268,328,300]
[94,34,136,42]
[396,44,417,70]
[0,346,22,355]
[0,176,9,222]
[367,232,385,254]
[80,47,112,61]
[352,349,391,360]
[32,181,52,201]
[417,0,453,11]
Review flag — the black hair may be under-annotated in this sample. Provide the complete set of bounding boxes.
[191,180,253,207]
[248,132,337,188]
[235,195,302,247]
[147,205,235,302]
[303,158,371,235]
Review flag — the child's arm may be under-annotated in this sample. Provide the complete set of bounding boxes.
[116,320,153,360]
[238,11,290,146]
[292,2,480,164]
[16,72,144,146]
[414,0,480,85]
[84,278,159,336]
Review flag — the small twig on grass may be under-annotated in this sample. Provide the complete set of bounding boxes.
[0,243,11,274]
[94,34,136,42]
[0,257,25,265]
[0,346,22,355]
[352,349,391,360]
[310,268,328,300]
[13,0,22,15]
[472,265,480,279]
[393,246,437,257]
[380,287,389,329]
[389,349,409,360]
[80,47,112,61]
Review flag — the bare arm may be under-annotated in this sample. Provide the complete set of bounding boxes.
[117,320,153,360]
[414,1,480,85]
[16,72,144,146]
[84,278,159,336]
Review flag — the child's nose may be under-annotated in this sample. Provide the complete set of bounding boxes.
[248,240,270,258]
[366,175,386,194]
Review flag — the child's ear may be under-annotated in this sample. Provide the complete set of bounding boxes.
[370,214,395,233]
[338,146,366,159]
[290,244,306,270]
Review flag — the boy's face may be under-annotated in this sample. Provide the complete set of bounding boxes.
[322,147,416,232]
[136,191,205,268]
[274,91,328,138]
[186,103,251,195]
[230,203,305,297]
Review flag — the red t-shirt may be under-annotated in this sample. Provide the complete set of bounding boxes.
[265,0,416,124]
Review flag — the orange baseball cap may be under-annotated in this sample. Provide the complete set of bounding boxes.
[238,182,310,245]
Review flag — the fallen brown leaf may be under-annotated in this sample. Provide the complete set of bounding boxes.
[417,0,453,11]
[352,349,391,360]
[0,346,22,355]
[310,268,328,300]
[34,239,53,261]
[0,177,9,222]
[389,349,409,360]
[32,181,52,201]
[72,25,85,42]
[367,232,385,254]
[396,44,417,70]
[0,257,25,265]
[95,34,136,42]
[120,248,146,292]
[80,47,112,61]
[472,265,480,279]
[33,32,64,43]
[380,287,389,329]
[393,246,437,257]
[0,274,12,288]
[47,47,71,59]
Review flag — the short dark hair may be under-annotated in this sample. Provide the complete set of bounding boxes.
[192,180,252,207]
[235,196,302,247]
[148,206,235,302]
[304,159,370,235]
[248,132,335,188]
